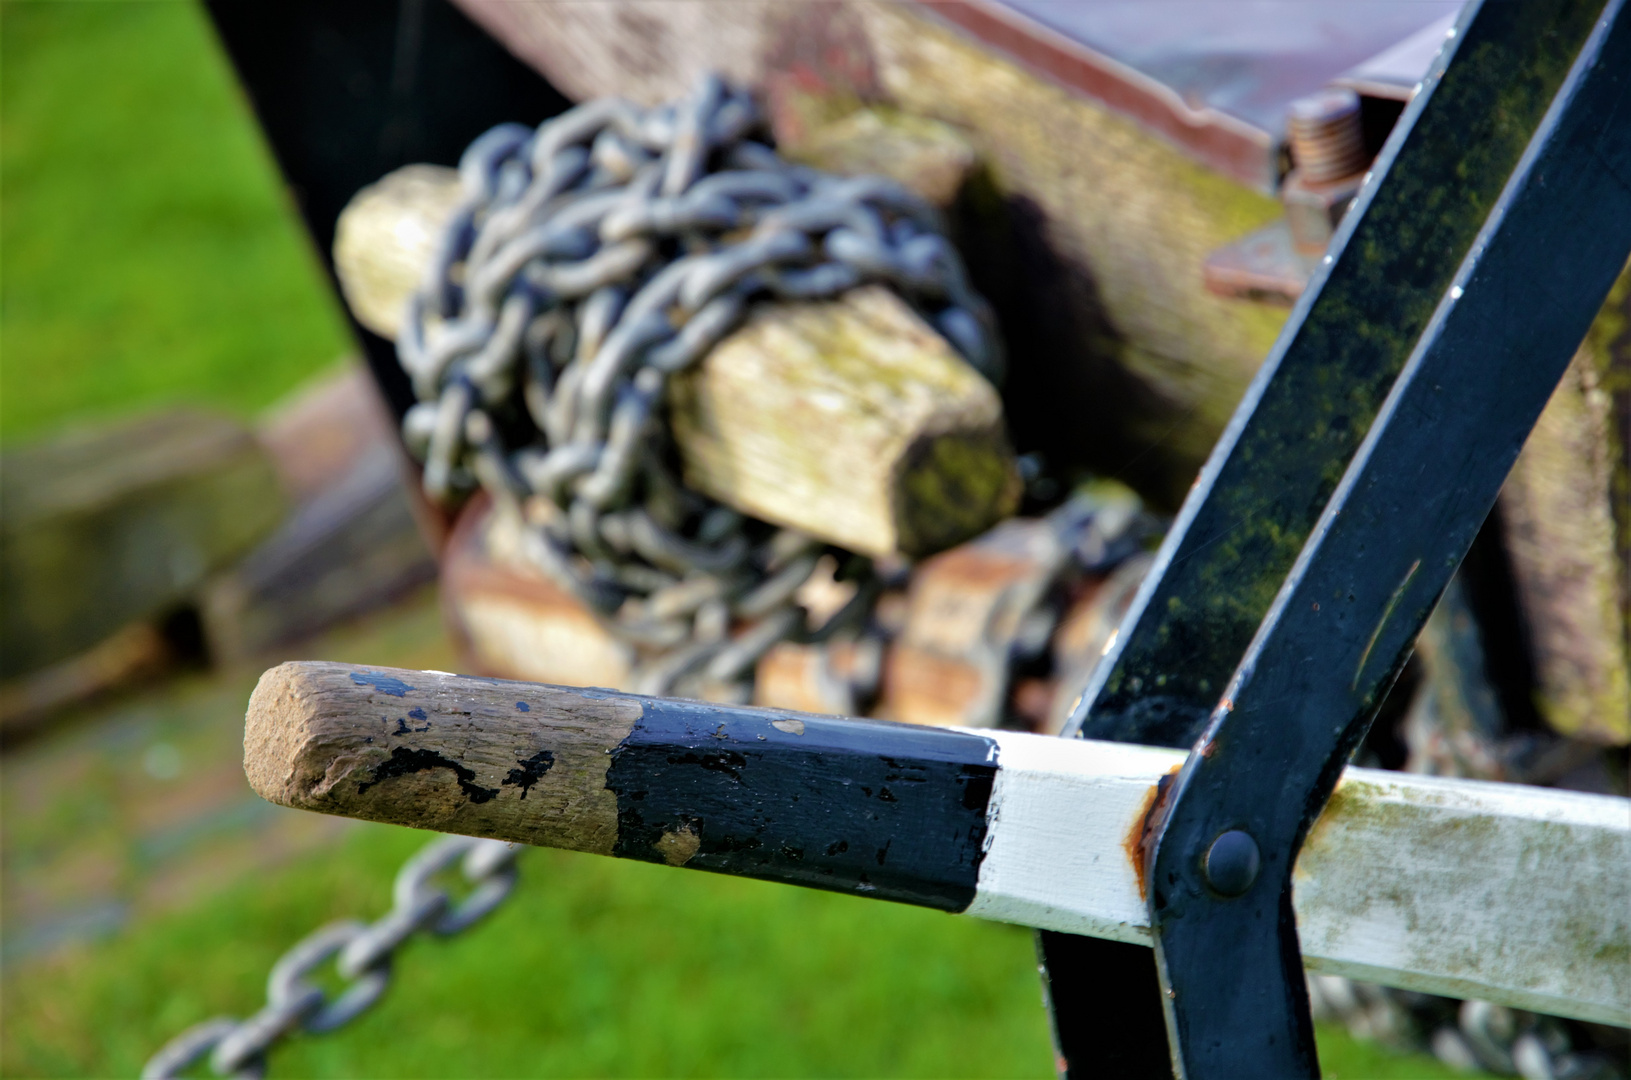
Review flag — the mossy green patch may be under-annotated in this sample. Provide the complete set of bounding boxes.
[0,1,351,443]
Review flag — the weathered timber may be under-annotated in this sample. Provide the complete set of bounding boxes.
[0,621,171,735]
[1045,553,1153,736]
[445,499,883,716]
[246,660,1631,1026]
[334,167,1019,558]
[202,364,439,664]
[256,363,399,502]
[1501,274,1631,744]
[876,516,1068,728]
[780,105,977,208]
[441,497,634,690]
[201,445,436,664]
[332,166,467,341]
[0,409,286,681]
[669,285,1018,558]
[450,0,1290,506]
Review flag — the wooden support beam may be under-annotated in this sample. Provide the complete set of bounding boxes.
[333,166,1018,559]
[246,660,1631,1028]
[0,409,286,682]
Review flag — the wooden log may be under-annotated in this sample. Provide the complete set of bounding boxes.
[669,285,1017,558]
[200,364,440,664]
[245,660,1631,1027]
[0,622,171,736]
[331,166,466,341]
[333,166,1019,559]
[447,2,1631,742]
[0,409,286,681]
[876,516,1068,729]
[440,496,635,690]
[256,363,399,502]
[1500,273,1631,745]
[200,444,437,664]
[779,105,978,208]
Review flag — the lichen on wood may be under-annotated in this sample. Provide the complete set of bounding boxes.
[670,285,1019,559]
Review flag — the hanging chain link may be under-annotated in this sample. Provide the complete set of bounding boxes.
[143,836,521,1079]
[398,73,1001,702]
[1308,975,1627,1079]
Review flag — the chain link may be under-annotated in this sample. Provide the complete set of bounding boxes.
[398,73,1001,702]
[144,836,521,1079]
[1307,943,1627,1077]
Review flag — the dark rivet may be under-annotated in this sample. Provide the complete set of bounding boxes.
[1204,830,1261,897]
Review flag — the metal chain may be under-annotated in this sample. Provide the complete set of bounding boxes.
[1308,976,1626,1079]
[398,73,1001,702]
[144,836,521,1079]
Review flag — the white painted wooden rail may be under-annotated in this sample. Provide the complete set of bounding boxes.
[967,732,1629,1027]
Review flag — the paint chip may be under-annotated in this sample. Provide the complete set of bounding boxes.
[772,719,805,736]
[653,823,701,866]
[350,671,414,697]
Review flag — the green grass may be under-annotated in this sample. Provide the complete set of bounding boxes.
[0,815,1487,1079]
[0,0,351,443]
[3,824,1059,1078]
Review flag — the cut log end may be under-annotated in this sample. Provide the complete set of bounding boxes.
[333,165,464,340]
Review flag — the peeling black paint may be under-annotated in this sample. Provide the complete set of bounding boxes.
[351,671,414,697]
[605,699,997,912]
[502,750,555,798]
[358,746,499,803]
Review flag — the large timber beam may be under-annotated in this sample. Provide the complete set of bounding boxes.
[245,660,1630,1028]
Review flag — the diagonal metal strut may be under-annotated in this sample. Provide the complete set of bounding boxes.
[1041,0,1631,1075]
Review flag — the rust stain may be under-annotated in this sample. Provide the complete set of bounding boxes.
[1123,763,1183,901]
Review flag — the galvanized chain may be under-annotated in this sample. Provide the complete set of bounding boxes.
[1307,976,1626,1079]
[144,835,521,1079]
[1299,598,1628,1080]
[397,73,1001,701]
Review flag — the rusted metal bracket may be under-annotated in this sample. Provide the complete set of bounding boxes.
[1042,0,1631,1075]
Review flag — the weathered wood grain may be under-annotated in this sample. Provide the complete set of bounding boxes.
[246,660,639,854]
[440,497,634,690]
[876,516,1066,728]
[247,660,1631,1026]
[0,409,286,681]
[331,166,466,341]
[1501,272,1631,744]
[669,285,1018,558]
[201,444,436,664]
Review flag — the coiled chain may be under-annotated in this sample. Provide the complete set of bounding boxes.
[144,836,521,1079]
[1308,948,1626,1077]
[397,74,1000,699]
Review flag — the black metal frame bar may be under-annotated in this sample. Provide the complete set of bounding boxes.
[1147,6,1631,1072]
[1044,0,1631,1074]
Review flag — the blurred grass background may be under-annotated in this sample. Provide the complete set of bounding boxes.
[0,2,1486,1076]
[0,0,350,441]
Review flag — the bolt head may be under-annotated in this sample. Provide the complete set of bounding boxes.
[1204,830,1261,897]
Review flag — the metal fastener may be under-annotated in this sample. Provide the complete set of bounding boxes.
[1203,830,1261,896]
